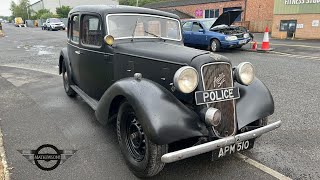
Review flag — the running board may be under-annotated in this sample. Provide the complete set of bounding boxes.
[70,85,98,110]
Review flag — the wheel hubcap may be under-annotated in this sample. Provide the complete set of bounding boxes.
[63,71,69,91]
[211,41,217,51]
[126,114,146,161]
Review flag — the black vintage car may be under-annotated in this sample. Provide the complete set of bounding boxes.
[59,5,281,178]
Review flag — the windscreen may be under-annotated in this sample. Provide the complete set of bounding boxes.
[107,14,182,41]
[50,18,61,23]
[202,19,216,30]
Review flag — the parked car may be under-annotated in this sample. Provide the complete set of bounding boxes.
[59,5,281,178]
[182,10,251,52]
[43,18,65,31]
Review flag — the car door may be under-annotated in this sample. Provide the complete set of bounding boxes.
[190,22,207,46]
[79,13,113,100]
[182,21,193,45]
[67,14,82,87]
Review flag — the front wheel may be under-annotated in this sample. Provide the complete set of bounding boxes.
[62,63,76,97]
[117,102,168,178]
[210,39,221,52]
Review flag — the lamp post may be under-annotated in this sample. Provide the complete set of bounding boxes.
[136,0,139,7]
[26,5,30,20]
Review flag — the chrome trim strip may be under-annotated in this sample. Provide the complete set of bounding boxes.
[161,120,281,163]
[106,13,182,42]
[67,42,113,55]
[200,62,237,138]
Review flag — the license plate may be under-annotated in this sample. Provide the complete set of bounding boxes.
[195,87,240,105]
[239,40,247,44]
[212,139,255,160]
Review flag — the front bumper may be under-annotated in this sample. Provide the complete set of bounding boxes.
[52,26,64,30]
[220,38,250,48]
[161,120,281,163]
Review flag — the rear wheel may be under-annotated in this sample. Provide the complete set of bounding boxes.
[210,39,221,52]
[62,63,76,97]
[117,102,168,178]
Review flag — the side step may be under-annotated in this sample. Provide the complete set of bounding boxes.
[70,85,98,110]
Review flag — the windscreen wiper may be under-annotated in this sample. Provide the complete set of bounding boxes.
[144,30,165,42]
[131,19,139,42]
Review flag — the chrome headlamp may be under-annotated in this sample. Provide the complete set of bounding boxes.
[234,62,255,85]
[173,66,199,93]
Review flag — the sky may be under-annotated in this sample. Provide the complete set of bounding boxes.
[0,0,37,16]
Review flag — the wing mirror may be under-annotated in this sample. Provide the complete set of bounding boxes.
[199,29,205,33]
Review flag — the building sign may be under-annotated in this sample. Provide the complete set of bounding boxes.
[296,24,304,28]
[274,0,320,14]
[285,0,320,5]
[195,10,203,17]
[312,20,319,26]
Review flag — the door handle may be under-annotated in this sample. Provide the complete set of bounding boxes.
[75,50,81,55]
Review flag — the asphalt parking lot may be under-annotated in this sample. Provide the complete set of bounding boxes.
[0,24,320,180]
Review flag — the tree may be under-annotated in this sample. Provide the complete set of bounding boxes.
[31,9,50,20]
[56,6,71,18]
[40,12,56,19]
[10,0,30,20]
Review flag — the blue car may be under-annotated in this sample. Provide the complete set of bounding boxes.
[182,10,251,52]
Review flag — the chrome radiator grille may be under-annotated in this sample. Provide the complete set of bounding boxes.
[201,62,236,137]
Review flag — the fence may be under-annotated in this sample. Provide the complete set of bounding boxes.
[25,18,68,28]
[249,21,273,33]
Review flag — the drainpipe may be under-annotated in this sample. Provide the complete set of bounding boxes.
[244,0,247,21]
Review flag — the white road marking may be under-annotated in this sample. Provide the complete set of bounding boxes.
[271,51,320,61]
[0,122,10,180]
[0,65,59,76]
[235,153,292,180]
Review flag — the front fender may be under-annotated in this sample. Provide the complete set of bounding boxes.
[59,48,70,75]
[235,78,274,129]
[96,78,208,145]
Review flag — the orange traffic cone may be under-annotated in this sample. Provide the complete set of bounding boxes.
[258,27,273,51]
[251,41,257,50]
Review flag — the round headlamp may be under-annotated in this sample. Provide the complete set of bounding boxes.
[104,35,114,46]
[173,66,199,93]
[235,62,255,85]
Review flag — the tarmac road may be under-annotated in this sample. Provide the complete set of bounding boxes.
[1,23,320,179]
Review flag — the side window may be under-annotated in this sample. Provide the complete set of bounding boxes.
[71,15,80,43]
[192,22,202,32]
[81,15,102,47]
[182,21,192,31]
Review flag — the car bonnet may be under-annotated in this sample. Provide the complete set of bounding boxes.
[210,10,243,29]
[115,41,209,65]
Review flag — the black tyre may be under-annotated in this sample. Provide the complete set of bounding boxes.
[62,63,76,97]
[117,102,168,178]
[210,39,221,52]
[258,117,268,127]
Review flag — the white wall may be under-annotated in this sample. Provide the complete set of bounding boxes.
[30,1,45,15]
[43,0,119,14]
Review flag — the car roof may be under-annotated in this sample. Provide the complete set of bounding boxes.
[183,18,216,22]
[69,5,179,20]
